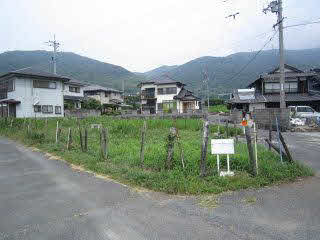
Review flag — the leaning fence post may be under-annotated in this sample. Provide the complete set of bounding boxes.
[245,126,257,176]
[166,127,177,170]
[279,132,294,163]
[55,121,59,144]
[67,128,72,150]
[140,120,147,168]
[200,119,209,177]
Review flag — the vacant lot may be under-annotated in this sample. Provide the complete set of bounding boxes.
[0,117,312,194]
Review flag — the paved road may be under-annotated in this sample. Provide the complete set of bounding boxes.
[0,133,319,239]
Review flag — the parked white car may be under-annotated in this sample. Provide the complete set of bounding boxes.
[289,106,320,118]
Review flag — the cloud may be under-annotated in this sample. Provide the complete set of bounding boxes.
[0,0,319,72]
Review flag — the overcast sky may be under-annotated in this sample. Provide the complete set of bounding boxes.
[0,0,319,72]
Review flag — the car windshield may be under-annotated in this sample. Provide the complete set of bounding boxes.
[297,107,314,113]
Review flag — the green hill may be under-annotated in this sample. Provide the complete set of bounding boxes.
[1,49,320,95]
[141,48,320,95]
[0,50,145,93]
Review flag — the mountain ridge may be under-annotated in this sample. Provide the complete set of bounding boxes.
[1,48,320,95]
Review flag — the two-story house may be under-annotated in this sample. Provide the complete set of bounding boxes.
[0,68,69,118]
[138,75,200,114]
[229,64,320,111]
[63,79,86,109]
[83,84,123,109]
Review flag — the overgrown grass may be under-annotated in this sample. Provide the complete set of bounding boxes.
[209,104,229,113]
[0,117,313,195]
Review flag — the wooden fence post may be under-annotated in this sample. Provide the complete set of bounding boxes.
[10,118,13,128]
[245,126,257,176]
[84,128,88,152]
[200,120,209,177]
[140,121,147,168]
[78,122,84,152]
[100,128,108,159]
[67,128,72,150]
[166,127,177,170]
[104,128,109,158]
[176,128,185,169]
[279,132,294,163]
[55,121,59,144]
[269,117,272,151]
[226,120,229,138]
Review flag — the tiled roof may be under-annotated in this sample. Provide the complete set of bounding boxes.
[67,78,86,86]
[174,88,200,101]
[83,84,122,93]
[64,95,85,101]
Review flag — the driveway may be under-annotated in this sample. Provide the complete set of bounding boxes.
[0,133,320,239]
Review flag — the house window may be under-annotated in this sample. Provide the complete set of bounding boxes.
[158,88,164,95]
[284,82,298,93]
[33,80,56,89]
[265,82,298,93]
[55,106,62,114]
[69,86,80,93]
[264,83,280,93]
[42,105,53,113]
[0,79,14,92]
[165,87,177,94]
[34,105,41,112]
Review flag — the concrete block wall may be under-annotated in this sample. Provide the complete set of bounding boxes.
[252,108,290,130]
[64,109,101,118]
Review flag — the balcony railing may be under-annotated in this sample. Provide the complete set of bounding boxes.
[0,91,7,100]
[141,93,156,99]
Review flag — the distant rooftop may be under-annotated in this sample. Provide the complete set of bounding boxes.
[83,84,122,93]
[139,74,185,86]
[0,67,70,81]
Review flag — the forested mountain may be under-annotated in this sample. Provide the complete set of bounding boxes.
[140,48,320,94]
[1,48,320,95]
[144,65,178,78]
[0,50,145,93]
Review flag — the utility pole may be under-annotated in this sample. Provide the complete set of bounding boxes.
[264,0,286,108]
[46,35,60,74]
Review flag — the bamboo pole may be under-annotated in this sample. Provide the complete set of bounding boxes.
[200,120,209,177]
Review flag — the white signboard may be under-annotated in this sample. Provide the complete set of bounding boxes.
[211,139,235,155]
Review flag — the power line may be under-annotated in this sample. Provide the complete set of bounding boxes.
[285,20,320,29]
[227,30,279,83]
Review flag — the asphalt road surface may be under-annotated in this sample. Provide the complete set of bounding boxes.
[0,133,319,239]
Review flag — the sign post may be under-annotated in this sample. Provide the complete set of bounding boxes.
[211,139,235,177]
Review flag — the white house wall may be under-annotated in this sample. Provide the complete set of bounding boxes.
[141,83,202,113]
[7,77,64,118]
